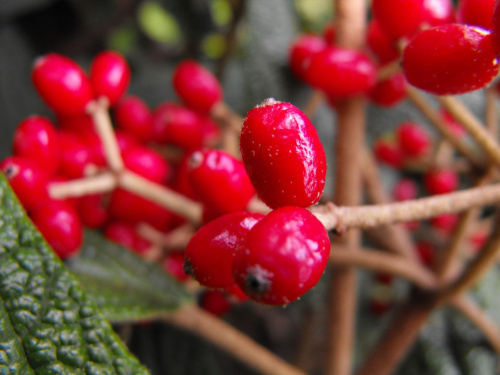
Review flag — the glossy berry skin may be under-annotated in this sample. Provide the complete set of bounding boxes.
[232,206,330,305]
[369,73,406,108]
[163,251,190,281]
[372,0,428,40]
[240,99,326,209]
[90,51,131,107]
[188,149,255,214]
[373,138,404,169]
[424,0,455,26]
[424,169,459,195]
[13,116,60,177]
[185,211,264,288]
[200,290,232,316]
[57,132,95,178]
[57,113,94,134]
[32,53,94,116]
[396,122,431,158]
[491,0,500,57]
[402,24,500,95]
[306,47,376,99]
[172,60,223,113]
[122,146,170,184]
[289,34,327,81]
[77,193,109,229]
[114,96,154,142]
[393,178,418,201]
[366,20,400,64]
[31,201,83,259]
[152,102,205,151]
[457,0,495,29]
[0,156,49,213]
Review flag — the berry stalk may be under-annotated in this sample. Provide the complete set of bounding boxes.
[49,172,117,198]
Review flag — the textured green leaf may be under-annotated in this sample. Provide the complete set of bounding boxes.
[67,231,192,323]
[0,172,150,375]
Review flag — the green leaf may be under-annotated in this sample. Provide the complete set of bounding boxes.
[67,231,192,323]
[0,172,150,374]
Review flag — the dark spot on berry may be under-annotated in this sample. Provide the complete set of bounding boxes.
[244,273,270,295]
[183,258,194,277]
[3,165,18,179]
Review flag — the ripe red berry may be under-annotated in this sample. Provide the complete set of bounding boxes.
[199,290,232,316]
[104,221,151,256]
[372,0,428,40]
[396,122,432,158]
[416,241,435,266]
[439,109,466,138]
[424,0,455,26]
[424,169,459,195]
[31,200,83,259]
[366,19,400,65]
[232,206,330,305]
[402,24,500,95]
[373,137,404,168]
[430,213,458,234]
[12,115,60,177]
[115,130,141,154]
[172,60,223,113]
[369,72,406,108]
[0,156,49,213]
[305,47,377,99]
[163,251,190,281]
[151,102,206,151]
[114,96,154,142]
[289,34,327,81]
[90,51,131,107]
[491,0,500,57]
[188,149,255,214]
[32,53,94,116]
[76,193,109,229]
[57,132,96,178]
[457,0,495,30]
[393,178,418,201]
[240,99,326,209]
[185,211,264,288]
[122,146,170,184]
[57,113,94,134]
[322,23,336,44]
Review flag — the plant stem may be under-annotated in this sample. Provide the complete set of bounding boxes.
[329,246,438,290]
[303,90,325,119]
[311,183,500,233]
[118,171,203,224]
[325,1,367,374]
[437,95,500,167]
[87,99,124,172]
[137,223,195,251]
[163,304,307,375]
[48,172,117,199]
[406,86,484,169]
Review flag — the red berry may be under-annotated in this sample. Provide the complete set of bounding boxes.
[199,290,232,316]
[32,53,94,116]
[396,122,432,158]
[185,211,264,288]
[79,131,106,167]
[439,109,466,138]
[12,115,60,177]
[457,0,495,29]
[224,284,249,302]
[373,137,404,168]
[430,213,458,234]
[115,130,141,155]
[57,132,96,178]
[372,0,428,40]
[163,251,190,281]
[424,0,455,26]
[90,51,131,107]
[57,113,94,134]
[31,200,82,259]
[369,72,407,107]
[366,19,400,64]
[322,23,336,44]
[114,96,154,142]
[122,146,170,184]
[416,241,435,266]
[469,229,489,252]
[109,189,173,231]
[104,221,151,256]
[77,193,109,229]
[393,178,418,201]
[240,99,326,209]
[305,47,377,99]
[289,34,327,81]
[172,60,223,113]
[188,149,255,213]
[232,206,330,305]
[151,102,206,150]
[0,156,49,213]
[424,169,459,195]
[402,24,500,95]
[491,0,500,57]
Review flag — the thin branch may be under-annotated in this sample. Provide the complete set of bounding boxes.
[303,91,325,119]
[163,304,307,375]
[49,172,117,199]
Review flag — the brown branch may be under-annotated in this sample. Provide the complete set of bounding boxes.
[311,183,500,233]
[163,304,306,375]
[303,91,325,119]
[48,172,117,199]
[437,95,500,167]
[329,246,438,290]
[406,86,484,169]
